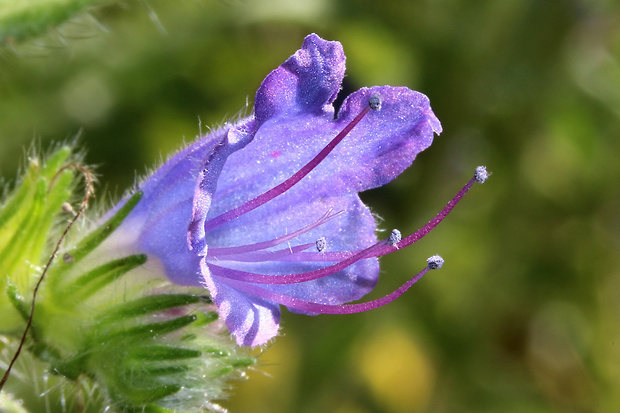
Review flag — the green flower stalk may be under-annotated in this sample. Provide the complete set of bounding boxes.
[0,146,254,412]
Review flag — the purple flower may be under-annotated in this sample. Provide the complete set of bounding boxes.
[105,34,485,346]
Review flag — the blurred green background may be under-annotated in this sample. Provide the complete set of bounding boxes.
[1,0,619,412]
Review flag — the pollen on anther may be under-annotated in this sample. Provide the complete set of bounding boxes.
[316,237,327,253]
[475,166,489,184]
[427,255,444,270]
[387,229,402,247]
[369,94,382,111]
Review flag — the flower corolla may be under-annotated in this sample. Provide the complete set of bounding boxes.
[102,34,483,347]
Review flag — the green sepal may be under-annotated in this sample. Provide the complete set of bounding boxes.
[0,146,74,331]
[0,171,72,285]
[124,346,202,362]
[139,365,190,377]
[41,146,73,174]
[109,383,182,406]
[60,191,143,266]
[210,355,255,379]
[101,315,198,343]
[68,254,147,302]
[193,310,218,326]
[27,340,63,364]
[0,178,47,278]
[5,280,29,323]
[0,168,31,230]
[51,318,201,381]
[202,347,230,358]
[229,356,255,368]
[49,353,87,380]
[97,293,203,324]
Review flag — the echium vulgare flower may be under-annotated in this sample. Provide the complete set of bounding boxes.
[100,33,488,347]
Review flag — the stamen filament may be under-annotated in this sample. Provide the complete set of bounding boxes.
[374,174,478,256]
[208,240,386,284]
[221,258,440,314]
[207,168,486,284]
[203,104,373,232]
[287,169,484,262]
[211,243,315,262]
[275,250,358,262]
[207,209,341,257]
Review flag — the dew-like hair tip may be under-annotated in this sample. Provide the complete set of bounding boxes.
[387,229,402,246]
[369,93,382,111]
[61,202,75,215]
[475,166,489,183]
[316,237,327,253]
[427,255,444,270]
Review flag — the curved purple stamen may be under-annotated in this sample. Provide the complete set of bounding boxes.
[207,209,341,257]
[373,176,477,256]
[213,243,315,262]
[219,258,438,314]
[209,241,386,284]
[206,171,480,285]
[202,104,373,232]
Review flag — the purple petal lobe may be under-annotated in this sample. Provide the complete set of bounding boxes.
[332,86,442,192]
[188,118,259,255]
[254,33,345,123]
[200,258,280,346]
[210,87,441,232]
